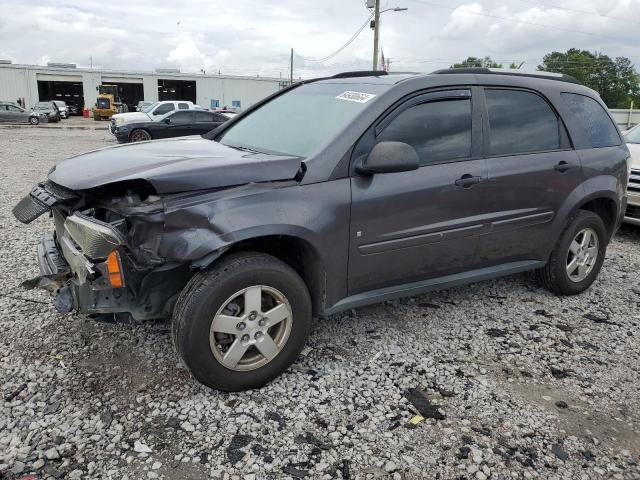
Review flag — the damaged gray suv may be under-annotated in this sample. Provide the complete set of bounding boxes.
[14,69,630,391]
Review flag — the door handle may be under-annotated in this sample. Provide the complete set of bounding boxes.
[554,161,574,172]
[455,174,483,188]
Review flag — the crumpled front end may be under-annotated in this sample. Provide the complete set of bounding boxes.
[13,180,191,320]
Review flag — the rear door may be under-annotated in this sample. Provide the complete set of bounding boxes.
[193,111,225,134]
[348,88,490,294]
[477,87,583,265]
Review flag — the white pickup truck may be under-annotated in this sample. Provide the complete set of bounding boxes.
[109,100,200,133]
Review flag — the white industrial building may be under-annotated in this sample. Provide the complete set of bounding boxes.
[0,62,286,113]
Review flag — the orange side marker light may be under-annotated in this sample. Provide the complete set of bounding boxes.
[106,250,124,288]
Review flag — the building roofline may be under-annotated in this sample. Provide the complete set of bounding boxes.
[0,62,284,83]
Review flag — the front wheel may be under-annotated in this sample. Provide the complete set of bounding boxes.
[537,210,607,295]
[29,117,39,125]
[129,129,151,142]
[172,253,312,391]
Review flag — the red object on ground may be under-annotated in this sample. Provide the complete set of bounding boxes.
[83,108,89,118]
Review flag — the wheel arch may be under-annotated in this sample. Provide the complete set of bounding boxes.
[575,195,619,239]
[211,234,327,316]
[129,127,152,141]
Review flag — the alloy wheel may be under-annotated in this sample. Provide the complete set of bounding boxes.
[129,130,151,142]
[566,227,599,282]
[209,285,292,371]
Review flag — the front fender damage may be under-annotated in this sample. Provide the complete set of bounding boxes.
[19,180,296,320]
[125,182,294,268]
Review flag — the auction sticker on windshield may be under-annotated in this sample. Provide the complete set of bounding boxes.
[336,91,376,103]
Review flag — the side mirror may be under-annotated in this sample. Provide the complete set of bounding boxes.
[356,141,420,175]
[163,118,171,124]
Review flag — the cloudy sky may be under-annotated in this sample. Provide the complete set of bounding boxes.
[0,0,639,78]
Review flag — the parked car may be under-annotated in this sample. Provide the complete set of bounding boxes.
[0,101,48,125]
[109,101,197,133]
[53,100,69,119]
[113,109,232,143]
[66,103,80,116]
[623,123,640,225]
[136,101,153,112]
[13,69,629,391]
[32,101,61,122]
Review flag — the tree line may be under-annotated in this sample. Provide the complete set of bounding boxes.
[451,49,640,108]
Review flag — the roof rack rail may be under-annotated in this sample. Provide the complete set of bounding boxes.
[431,67,580,84]
[331,70,388,79]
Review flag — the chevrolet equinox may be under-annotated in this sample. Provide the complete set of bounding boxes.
[13,68,630,391]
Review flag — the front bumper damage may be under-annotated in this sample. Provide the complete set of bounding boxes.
[14,183,192,320]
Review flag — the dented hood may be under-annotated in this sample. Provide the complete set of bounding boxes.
[48,136,302,194]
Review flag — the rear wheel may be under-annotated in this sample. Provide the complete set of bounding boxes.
[172,252,312,391]
[129,129,152,142]
[537,210,607,295]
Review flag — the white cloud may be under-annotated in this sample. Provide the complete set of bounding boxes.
[0,0,639,77]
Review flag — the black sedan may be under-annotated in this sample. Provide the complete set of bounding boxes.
[113,110,232,143]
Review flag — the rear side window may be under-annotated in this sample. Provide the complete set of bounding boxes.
[561,93,620,148]
[169,111,195,124]
[485,89,562,156]
[195,112,215,122]
[178,102,190,110]
[377,99,472,165]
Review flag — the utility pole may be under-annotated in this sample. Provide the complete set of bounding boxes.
[290,48,294,86]
[372,0,381,70]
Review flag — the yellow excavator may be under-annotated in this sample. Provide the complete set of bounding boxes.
[92,85,128,121]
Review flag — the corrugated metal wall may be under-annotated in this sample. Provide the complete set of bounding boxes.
[0,64,282,111]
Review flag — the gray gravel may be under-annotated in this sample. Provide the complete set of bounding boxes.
[1,126,640,480]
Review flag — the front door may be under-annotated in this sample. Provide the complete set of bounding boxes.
[348,89,489,295]
[161,111,196,138]
[477,87,584,265]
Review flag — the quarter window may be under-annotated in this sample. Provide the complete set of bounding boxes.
[485,89,562,156]
[377,99,472,165]
[561,93,620,148]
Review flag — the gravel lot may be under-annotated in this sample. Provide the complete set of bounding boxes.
[1,127,640,480]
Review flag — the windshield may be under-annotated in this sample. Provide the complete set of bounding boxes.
[625,124,640,144]
[34,103,50,110]
[218,82,389,157]
[54,101,66,107]
[142,102,159,113]
[97,98,110,109]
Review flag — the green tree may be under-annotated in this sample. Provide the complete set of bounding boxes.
[538,48,640,108]
[452,56,503,68]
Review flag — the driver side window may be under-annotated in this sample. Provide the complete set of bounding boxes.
[154,103,174,116]
[377,98,472,166]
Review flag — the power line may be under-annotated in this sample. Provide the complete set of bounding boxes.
[516,0,640,26]
[405,0,633,41]
[303,13,374,63]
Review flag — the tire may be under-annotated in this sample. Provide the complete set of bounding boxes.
[129,129,152,142]
[93,114,100,121]
[172,252,312,391]
[537,210,608,295]
[29,117,39,125]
